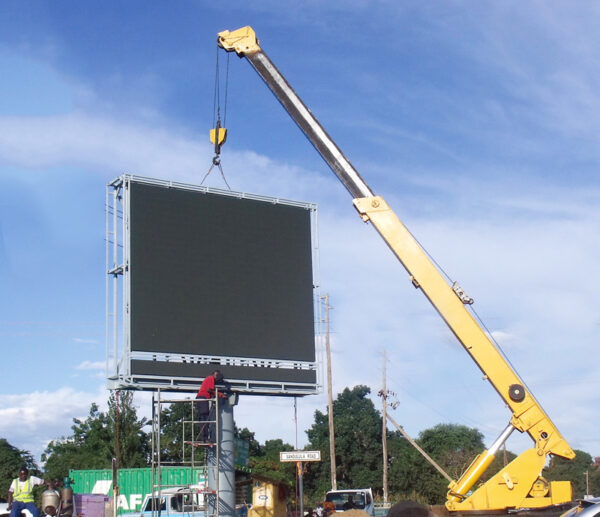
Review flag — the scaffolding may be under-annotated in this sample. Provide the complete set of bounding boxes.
[150,390,221,517]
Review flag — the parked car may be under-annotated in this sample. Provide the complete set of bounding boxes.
[324,489,374,516]
[121,487,205,517]
[560,498,600,517]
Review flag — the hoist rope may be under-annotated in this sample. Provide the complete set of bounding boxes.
[204,46,232,190]
[212,47,230,127]
[223,52,230,126]
[212,46,220,127]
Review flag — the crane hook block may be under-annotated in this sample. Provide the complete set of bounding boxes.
[210,127,227,147]
[218,26,261,56]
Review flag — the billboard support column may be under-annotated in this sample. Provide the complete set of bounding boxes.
[208,393,236,517]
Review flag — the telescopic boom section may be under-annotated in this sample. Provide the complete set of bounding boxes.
[218,26,575,511]
[217,27,373,200]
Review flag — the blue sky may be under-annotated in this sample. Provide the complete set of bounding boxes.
[1,1,599,467]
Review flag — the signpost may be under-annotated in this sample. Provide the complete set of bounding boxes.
[280,451,321,517]
[280,451,321,462]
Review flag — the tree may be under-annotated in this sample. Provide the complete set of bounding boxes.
[159,399,210,465]
[305,386,383,499]
[108,391,150,468]
[43,403,112,480]
[413,424,484,504]
[0,439,39,497]
[387,423,485,504]
[249,439,295,485]
[418,424,484,479]
[545,449,600,499]
[235,427,262,458]
[43,392,149,480]
[386,430,425,501]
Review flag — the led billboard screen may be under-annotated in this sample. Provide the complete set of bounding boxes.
[130,180,315,360]
[107,176,318,393]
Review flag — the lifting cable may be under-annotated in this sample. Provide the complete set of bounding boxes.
[201,46,231,189]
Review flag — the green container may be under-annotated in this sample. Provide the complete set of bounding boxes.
[69,467,206,514]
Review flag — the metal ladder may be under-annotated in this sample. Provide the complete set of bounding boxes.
[151,389,221,517]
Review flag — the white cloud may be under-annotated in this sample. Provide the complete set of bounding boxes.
[75,360,105,370]
[0,386,108,460]
[0,113,207,179]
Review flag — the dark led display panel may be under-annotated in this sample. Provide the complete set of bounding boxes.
[129,181,315,362]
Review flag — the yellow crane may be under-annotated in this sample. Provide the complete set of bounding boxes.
[217,26,575,512]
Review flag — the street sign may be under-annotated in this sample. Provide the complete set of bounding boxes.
[280,450,321,462]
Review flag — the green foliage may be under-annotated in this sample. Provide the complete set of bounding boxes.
[0,439,39,498]
[249,438,295,486]
[387,430,422,498]
[303,388,489,506]
[108,391,150,468]
[159,400,204,464]
[235,427,262,458]
[407,424,484,504]
[419,424,484,479]
[233,428,296,487]
[43,403,112,480]
[305,386,383,500]
[43,392,149,480]
[545,449,600,499]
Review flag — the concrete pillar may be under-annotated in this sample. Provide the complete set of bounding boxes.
[207,394,236,517]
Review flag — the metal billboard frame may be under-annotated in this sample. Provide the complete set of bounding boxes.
[106,174,322,395]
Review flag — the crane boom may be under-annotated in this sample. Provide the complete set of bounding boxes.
[218,26,575,512]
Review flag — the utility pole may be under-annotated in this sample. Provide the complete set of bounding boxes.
[382,351,388,504]
[378,352,398,504]
[585,470,589,496]
[322,294,337,490]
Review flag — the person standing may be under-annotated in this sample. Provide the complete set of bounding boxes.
[7,467,45,517]
[195,369,226,442]
[314,501,324,517]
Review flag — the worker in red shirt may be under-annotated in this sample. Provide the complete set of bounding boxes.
[195,369,226,442]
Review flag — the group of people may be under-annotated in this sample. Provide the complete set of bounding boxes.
[310,495,357,517]
[310,501,336,517]
[309,498,433,517]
